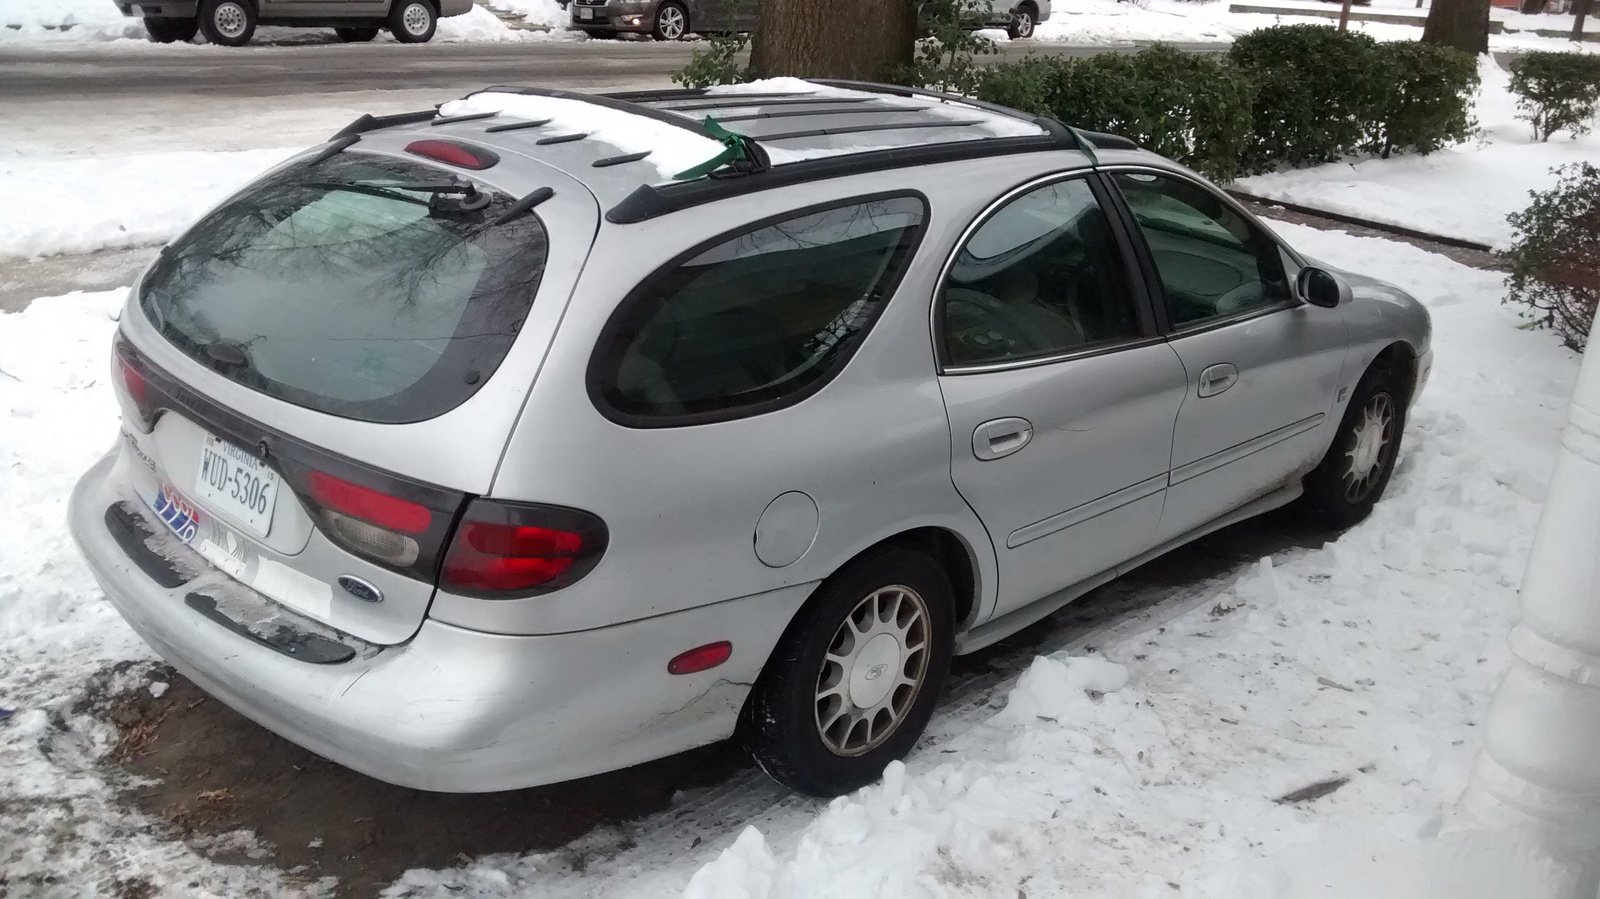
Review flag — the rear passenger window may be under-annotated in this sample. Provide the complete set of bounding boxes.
[590,196,926,426]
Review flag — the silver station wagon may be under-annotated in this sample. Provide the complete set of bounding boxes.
[70,81,1431,797]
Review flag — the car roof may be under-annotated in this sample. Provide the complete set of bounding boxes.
[331,79,1158,224]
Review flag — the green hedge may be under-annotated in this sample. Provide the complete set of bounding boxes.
[975,27,1479,183]
[1510,51,1600,141]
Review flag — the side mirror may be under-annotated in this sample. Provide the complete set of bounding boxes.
[1297,266,1350,309]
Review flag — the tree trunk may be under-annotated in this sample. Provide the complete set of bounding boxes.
[1339,0,1354,29]
[1575,0,1593,41]
[1421,0,1491,54]
[751,0,916,82]
[1519,0,1546,14]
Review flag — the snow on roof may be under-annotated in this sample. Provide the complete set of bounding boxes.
[442,81,1050,183]
[438,92,727,181]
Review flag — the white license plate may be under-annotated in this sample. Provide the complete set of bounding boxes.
[193,434,279,538]
[579,7,593,18]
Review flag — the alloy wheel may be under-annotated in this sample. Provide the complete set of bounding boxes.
[657,5,685,39]
[814,585,930,757]
[1342,392,1394,503]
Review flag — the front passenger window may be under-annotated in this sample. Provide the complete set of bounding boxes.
[940,178,1141,367]
[1112,172,1291,327]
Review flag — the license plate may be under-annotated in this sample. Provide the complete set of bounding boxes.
[193,434,279,538]
[579,7,593,18]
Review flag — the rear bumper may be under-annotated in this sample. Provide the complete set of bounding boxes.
[116,1,198,17]
[569,0,653,32]
[70,446,810,792]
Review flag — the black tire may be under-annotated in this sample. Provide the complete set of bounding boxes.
[1006,3,1036,39]
[743,545,955,797]
[198,0,255,45]
[144,16,199,42]
[335,25,380,41]
[1298,361,1408,529]
[651,1,688,40]
[388,0,437,43]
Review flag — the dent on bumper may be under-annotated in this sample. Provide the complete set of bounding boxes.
[69,447,812,792]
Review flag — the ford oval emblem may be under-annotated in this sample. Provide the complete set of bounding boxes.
[338,575,383,603]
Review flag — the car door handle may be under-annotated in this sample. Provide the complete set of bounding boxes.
[1197,363,1239,398]
[973,417,1033,461]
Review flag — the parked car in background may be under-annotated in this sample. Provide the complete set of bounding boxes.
[961,0,1050,38]
[71,80,1429,799]
[119,0,474,46]
[563,0,754,39]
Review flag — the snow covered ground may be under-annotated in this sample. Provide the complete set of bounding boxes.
[0,46,1590,897]
[0,215,1577,896]
[1029,0,1599,52]
[1237,56,1600,249]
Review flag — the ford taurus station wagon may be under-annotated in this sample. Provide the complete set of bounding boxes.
[70,80,1431,797]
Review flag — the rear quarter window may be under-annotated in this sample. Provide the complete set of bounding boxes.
[140,153,549,424]
[588,194,927,428]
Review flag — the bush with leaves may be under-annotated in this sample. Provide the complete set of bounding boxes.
[1372,41,1479,157]
[977,46,1255,182]
[1501,163,1600,351]
[673,0,751,88]
[1509,51,1600,141]
[898,0,998,94]
[1228,24,1389,172]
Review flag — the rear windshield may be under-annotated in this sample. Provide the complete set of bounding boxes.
[139,153,549,424]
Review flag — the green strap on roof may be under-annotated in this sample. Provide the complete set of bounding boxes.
[672,116,750,181]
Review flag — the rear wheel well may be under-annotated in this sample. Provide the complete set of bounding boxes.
[859,527,977,628]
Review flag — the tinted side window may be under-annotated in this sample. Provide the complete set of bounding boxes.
[1113,172,1291,327]
[941,178,1141,367]
[591,196,925,425]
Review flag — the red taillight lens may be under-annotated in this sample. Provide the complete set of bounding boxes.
[309,471,431,534]
[117,353,147,405]
[441,500,608,598]
[668,642,732,675]
[404,139,499,170]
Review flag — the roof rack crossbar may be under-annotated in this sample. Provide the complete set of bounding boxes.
[655,95,878,112]
[603,89,801,103]
[607,134,1064,224]
[711,103,919,124]
[753,118,984,143]
[432,111,499,127]
[468,85,717,139]
[483,118,553,133]
[329,109,437,140]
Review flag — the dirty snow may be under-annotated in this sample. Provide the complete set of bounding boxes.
[1237,56,1600,249]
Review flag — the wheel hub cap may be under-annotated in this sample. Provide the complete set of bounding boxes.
[661,8,683,36]
[1342,393,1394,502]
[403,4,429,33]
[215,3,245,36]
[815,585,930,757]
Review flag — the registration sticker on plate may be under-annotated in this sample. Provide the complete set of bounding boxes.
[152,488,201,544]
[193,434,279,538]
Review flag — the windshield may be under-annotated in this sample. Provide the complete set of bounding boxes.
[140,153,549,424]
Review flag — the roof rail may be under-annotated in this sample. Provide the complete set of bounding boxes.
[607,133,1069,224]
[330,109,437,140]
[468,85,717,138]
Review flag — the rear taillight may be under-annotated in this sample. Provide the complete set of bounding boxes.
[112,335,155,430]
[309,471,433,567]
[442,499,608,598]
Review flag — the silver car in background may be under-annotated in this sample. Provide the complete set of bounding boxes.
[119,0,473,46]
[70,81,1430,797]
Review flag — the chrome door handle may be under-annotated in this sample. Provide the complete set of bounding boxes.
[1197,363,1239,398]
[973,417,1033,461]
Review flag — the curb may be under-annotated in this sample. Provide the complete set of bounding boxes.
[1226,188,1496,253]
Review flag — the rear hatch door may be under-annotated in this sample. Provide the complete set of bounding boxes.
[114,141,599,645]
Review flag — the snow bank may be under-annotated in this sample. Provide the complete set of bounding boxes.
[1,0,141,41]
[1237,57,1600,249]
[0,147,296,260]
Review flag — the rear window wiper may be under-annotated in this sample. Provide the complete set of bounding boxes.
[304,179,492,214]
